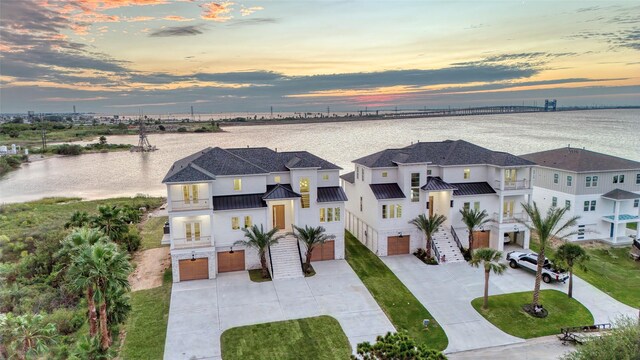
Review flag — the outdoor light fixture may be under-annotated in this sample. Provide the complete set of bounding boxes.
[229,247,234,254]
[514,225,520,234]
[190,252,196,261]
[479,225,485,233]
[398,232,403,238]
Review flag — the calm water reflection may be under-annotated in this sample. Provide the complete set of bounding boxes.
[1,110,638,203]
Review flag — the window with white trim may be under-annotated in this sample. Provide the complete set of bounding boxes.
[565,200,571,210]
[553,173,559,184]
[233,178,241,191]
[613,174,625,184]
[592,175,598,186]
[636,173,640,184]
[300,177,310,208]
[411,173,420,202]
[381,204,402,219]
[181,184,200,204]
[382,171,388,178]
[552,197,558,207]
[231,217,240,230]
[322,174,329,181]
[585,176,592,187]
[463,168,471,179]
[566,176,572,187]
[244,216,252,228]
[185,222,201,241]
[633,199,639,208]
[274,175,281,183]
[583,200,597,212]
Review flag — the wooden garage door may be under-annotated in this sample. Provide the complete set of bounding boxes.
[387,236,410,256]
[217,250,245,273]
[473,231,490,248]
[310,240,335,261]
[179,258,209,281]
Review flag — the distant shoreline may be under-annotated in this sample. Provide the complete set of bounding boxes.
[217,107,640,128]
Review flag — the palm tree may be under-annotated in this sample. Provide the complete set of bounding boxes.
[554,242,589,298]
[0,313,57,360]
[289,225,335,273]
[65,210,90,229]
[61,227,109,337]
[522,202,579,307]
[234,225,284,279]
[409,214,447,259]
[459,207,491,254]
[68,242,131,350]
[92,205,127,242]
[469,248,507,309]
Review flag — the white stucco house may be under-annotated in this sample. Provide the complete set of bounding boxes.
[162,147,347,282]
[521,147,640,244]
[341,140,536,261]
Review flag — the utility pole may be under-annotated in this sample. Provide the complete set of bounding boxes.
[327,106,330,117]
[270,106,273,119]
[190,106,194,122]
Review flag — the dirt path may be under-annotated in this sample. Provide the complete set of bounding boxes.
[129,247,171,291]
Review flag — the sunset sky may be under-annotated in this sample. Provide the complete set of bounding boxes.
[0,0,639,114]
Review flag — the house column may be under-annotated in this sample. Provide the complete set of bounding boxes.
[612,201,621,241]
[500,169,505,191]
[636,201,640,238]
[498,194,504,224]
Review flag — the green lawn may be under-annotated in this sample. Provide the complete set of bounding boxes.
[627,223,637,230]
[529,241,640,308]
[221,316,351,360]
[471,290,594,338]
[345,231,448,351]
[121,269,173,359]
[139,215,168,250]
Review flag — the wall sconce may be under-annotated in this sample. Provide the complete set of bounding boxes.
[479,225,485,233]
[514,225,520,234]
[191,252,196,261]
[229,246,234,254]
[398,232,403,238]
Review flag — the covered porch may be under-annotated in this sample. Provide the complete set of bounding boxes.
[601,189,640,244]
[263,184,300,233]
[422,176,456,227]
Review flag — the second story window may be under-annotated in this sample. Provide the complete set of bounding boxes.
[382,171,388,178]
[553,174,559,184]
[382,205,387,219]
[231,217,240,230]
[636,173,640,184]
[274,176,281,183]
[613,174,625,184]
[565,200,571,210]
[567,176,573,187]
[361,168,365,181]
[411,173,420,202]
[233,178,242,191]
[427,169,432,176]
[583,200,597,212]
[185,222,201,241]
[464,168,471,179]
[552,197,558,207]
[634,199,639,208]
[505,169,516,183]
[244,216,252,228]
[356,166,359,179]
[300,177,310,208]
[322,174,329,181]
[360,197,363,212]
[585,176,592,187]
[182,184,199,204]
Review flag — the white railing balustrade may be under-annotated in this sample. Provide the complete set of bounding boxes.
[492,212,528,223]
[172,236,212,249]
[494,179,529,190]
[171,199,210,211]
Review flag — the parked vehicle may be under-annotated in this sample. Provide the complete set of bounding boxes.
[506,251,568,283]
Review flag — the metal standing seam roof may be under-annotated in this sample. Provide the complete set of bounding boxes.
[601,189,640,200]
[340,171,355,184]
[317,187,348,203]
[211,194,267,211]
[262,184,301,200]
[421,176,458,191]
[369,183,406,200]
[451,182,496,196]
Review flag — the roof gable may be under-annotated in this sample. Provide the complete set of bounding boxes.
[520,147,640,172]
[262,184,301,200]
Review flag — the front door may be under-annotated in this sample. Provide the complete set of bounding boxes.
[428,196,434,217]
[273,205,286,230]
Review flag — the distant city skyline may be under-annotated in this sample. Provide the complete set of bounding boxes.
[1,0,639,114]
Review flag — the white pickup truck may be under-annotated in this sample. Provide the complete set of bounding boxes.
[506,251,568,283]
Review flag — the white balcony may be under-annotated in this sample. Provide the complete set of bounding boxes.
[493,179,530,190]
[172,236,212,249]
[492,211,528,223]
[171,199,210,211]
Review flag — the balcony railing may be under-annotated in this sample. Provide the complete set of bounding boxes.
[492,211,528,223]
[171,199,210,211]
[172,236,212,249]
[494,179,530,190]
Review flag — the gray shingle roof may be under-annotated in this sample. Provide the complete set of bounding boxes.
[601,189,640,200]
[422,176,458,191]
[520,147,640,172]
[370,183,406,200]
[451,182,496,196]
[317,187,348,203]
[163,147,341,183]
[212,194,266,211]
[353,140,534,168]
[263,184,301,200]
[340,171,355,184]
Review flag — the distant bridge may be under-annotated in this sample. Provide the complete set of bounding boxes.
[377,105,545,119]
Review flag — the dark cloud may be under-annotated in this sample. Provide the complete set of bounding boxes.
[226,18,278,26]
[148,25,205,37]
[569,27,640,51]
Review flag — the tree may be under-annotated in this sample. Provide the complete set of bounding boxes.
[562,316,639,360]
[65,211,91,229]
[469,248,507,309]
[98,136,107,145]
[0,313,58,360]
[234,225,283,279]
[459,207,491,254]
[92,205,127,242]
[522,202,579,307]
[352,331,447,360]
[68,242,131,350]
[409,214,447,259]
[554,242,589,298]
[289,225,335,273]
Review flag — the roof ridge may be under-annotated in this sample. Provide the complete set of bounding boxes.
[217,147,270,173]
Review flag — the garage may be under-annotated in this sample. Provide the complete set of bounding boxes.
[179,258,209,281]
[217,250,245,273]
[311,240,335,261]
[472,231,490,248]
[387,236,410,256]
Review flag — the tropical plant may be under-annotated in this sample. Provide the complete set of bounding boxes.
[98,136,107,145]
[91,206,127,242]
[554,242,589,298]
[69,335,114,360]
[562,316,639,360]
[65,211,90,229]
[522,202,579,307]
[459,207,491,254]
[0,312,58,360]
[409,214,447,259]
[234,225,284,279]
[469,248,507,309]
[289,225,335,273]
[352,331,447,360]
[68,242,131,350]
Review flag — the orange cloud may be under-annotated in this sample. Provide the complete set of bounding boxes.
[76,0,167,10]
[163,15,194,22]
[240,6,263,16]
[201,2,234,22]
[126,16,155,22]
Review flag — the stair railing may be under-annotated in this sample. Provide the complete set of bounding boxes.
[431,238,441,264]
[450,226,463,251]
[267,242,275,279]
[295,237,305,274]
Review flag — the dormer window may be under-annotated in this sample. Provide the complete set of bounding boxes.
[274,176,281,183]
[233,178,242,191]
[322,174,329,181]
[463,168,471,179]
[382,171,388,178]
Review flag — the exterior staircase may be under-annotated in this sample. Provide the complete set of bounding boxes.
[432,226,465,263]
[269,235,304,279]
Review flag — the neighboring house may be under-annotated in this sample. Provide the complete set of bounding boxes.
[521,147,640,244]
[163,147,347,282]
[341,140,536,259]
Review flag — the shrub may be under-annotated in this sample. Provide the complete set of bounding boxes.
[177,127,187,132]
[54,144,83,156]
[45,308,84,335]
[353,331,447,360]
[121,227,141,253]
[158,125,165,131]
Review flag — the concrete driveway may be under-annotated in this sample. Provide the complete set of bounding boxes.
[382,255,637,354]
[163,260,395,360]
